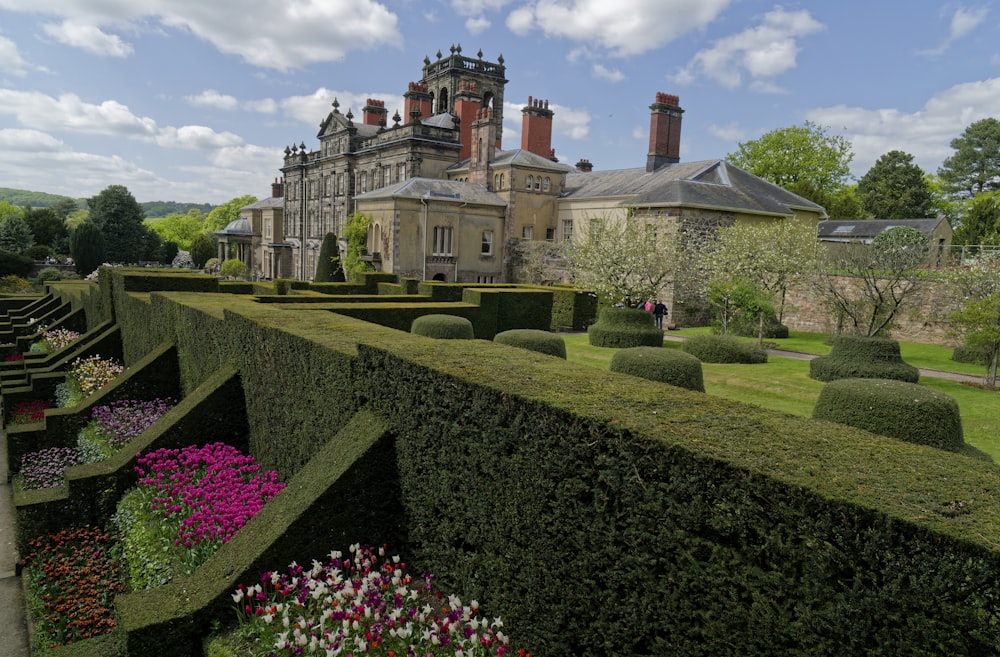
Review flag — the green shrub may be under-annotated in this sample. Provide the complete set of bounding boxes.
[952,344,989,366]
[410,314,475,340]
[610,346,705,392]
[36,266,64,282]
[273,279,291,296]
[494,329,567,359]
[809,335,919,383]
[812,378,964,452]
[682,334,768,364]
[587,308,662,348]
[731,314,789,339]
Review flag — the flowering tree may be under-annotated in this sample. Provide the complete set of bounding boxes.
[563,213,678,305]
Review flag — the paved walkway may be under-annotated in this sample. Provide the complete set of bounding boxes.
[0,429,31,657]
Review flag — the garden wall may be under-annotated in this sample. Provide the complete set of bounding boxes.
[10,272,1000,656]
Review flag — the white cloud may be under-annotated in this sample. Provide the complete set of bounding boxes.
[280,88,405,128]
[186,90,239,111]
[919,6,989,56]
[465,16,492,34]
[506,0,732,57]
[449,0,515,15]
[672,7,823,91]
[0,35,41,76]
[0,0,401,70]
[592,64,624,82]
[0,128,65,151]
[0,89,157,136]
[42,20,133,57]
[154,125,245,150]
[805,77,1000,178]
[549,102,590,140]
[707,122,747,142]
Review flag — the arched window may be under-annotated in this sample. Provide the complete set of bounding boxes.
[437,88,449,113]
[499,173,505,189]
[534,177,541,191]
[542,177,551,192]
[525,175,533,190]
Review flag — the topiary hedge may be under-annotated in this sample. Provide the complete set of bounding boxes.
[410,314,475,340]
[812,378,964,452]
[587,308,662,348]
[952,344,989,366]
[494,329,567,359]
[809,335,919,383]
[731,314,790,339]
[610,346,705,392]
[682,334,768,364]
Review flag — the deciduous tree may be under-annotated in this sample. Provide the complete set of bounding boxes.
[946,252,1000,385]
[147,209,205,251]
[811,226,929,336]
[343,213,374,278]
[203,196,257,233]
[23,207,68,250]
[726,121,854,206]
[857,150,933,218]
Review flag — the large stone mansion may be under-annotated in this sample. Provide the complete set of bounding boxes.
[220,45,824,291]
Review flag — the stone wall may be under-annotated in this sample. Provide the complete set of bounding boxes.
[781,276,960,346]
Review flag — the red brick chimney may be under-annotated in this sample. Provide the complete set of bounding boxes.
[521,95,554,159]
[453,80,482,161]
[575,159,593,173]
[271,177,284,198]
[647,92,683,172]
[362,98,387,126]
[404,82,433,123]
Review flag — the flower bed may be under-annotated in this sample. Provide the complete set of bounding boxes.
[226,543,528,657]
[55,354,124,408]
[113,443,285,589]
[19,526,125,648]
[76,398,174,463]
[18,447,82,490]
[29,328,82,355]
[8,399,52,425]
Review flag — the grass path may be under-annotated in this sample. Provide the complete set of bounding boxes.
[563,331,1000,461]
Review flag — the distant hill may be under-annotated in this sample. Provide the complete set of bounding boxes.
[0,187,216,218]
[141,201,216,218]
[0,187,83,209]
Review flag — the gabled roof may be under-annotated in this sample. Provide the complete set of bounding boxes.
[561,160,824,218]
[355,177,507,206]
[817,217,950,240]
[447,148,575,173]
[241,197,283,211]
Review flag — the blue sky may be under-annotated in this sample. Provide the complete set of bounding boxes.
[0,1,998,205]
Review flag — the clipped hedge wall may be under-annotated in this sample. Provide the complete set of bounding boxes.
[610,346,705,392]
[812,378,964,452]
[494,329,567,359]
[548,286,598,332]
[810,335,919,383]
[682,334,768,364]
[587,307,662,348]
[411,314,475,340]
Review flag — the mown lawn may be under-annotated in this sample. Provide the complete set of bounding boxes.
[563,331,1000,461]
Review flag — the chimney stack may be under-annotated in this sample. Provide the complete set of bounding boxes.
[404,82,433,123]
[575,158,593,173]
[521,95,554,159]
[646,92,683,172]
[362,99,388,126]
[271,177,284,198]
[469,107,497,187]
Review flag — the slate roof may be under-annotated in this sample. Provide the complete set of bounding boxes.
[241,197,283,211]
[561,160,824,218]
[356,177,507,206]
[817,218,949,241]
[447,148,576,173]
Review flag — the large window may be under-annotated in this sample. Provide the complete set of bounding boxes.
[481,230,494,255]
[562,219,574,242]
[433,226,453,256]
[525,175,534,190]
[522,226,533,240]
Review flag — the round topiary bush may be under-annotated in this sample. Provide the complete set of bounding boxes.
[809,335,919,383]
[951,344,989,366]
[610,346,705,392]
[812,378,964,452]
[732,314,790,339]
[493,329,567,359]
[681,334,767,364]
[410,314,475,340]
[587,308,663,348]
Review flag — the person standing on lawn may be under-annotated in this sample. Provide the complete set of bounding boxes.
[653,299,668,329]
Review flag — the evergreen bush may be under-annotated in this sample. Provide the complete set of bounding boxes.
[410,314,475,340]
[809,335,919,383]
[587,307,662,348]
[273,279,291,296]
[610,346,705,392]
[36,266,64,282]
[494,329,567,359]
[731,314,789,339]
[812,378,964,451]
[682,334,768,364]
[952,344,989,366]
